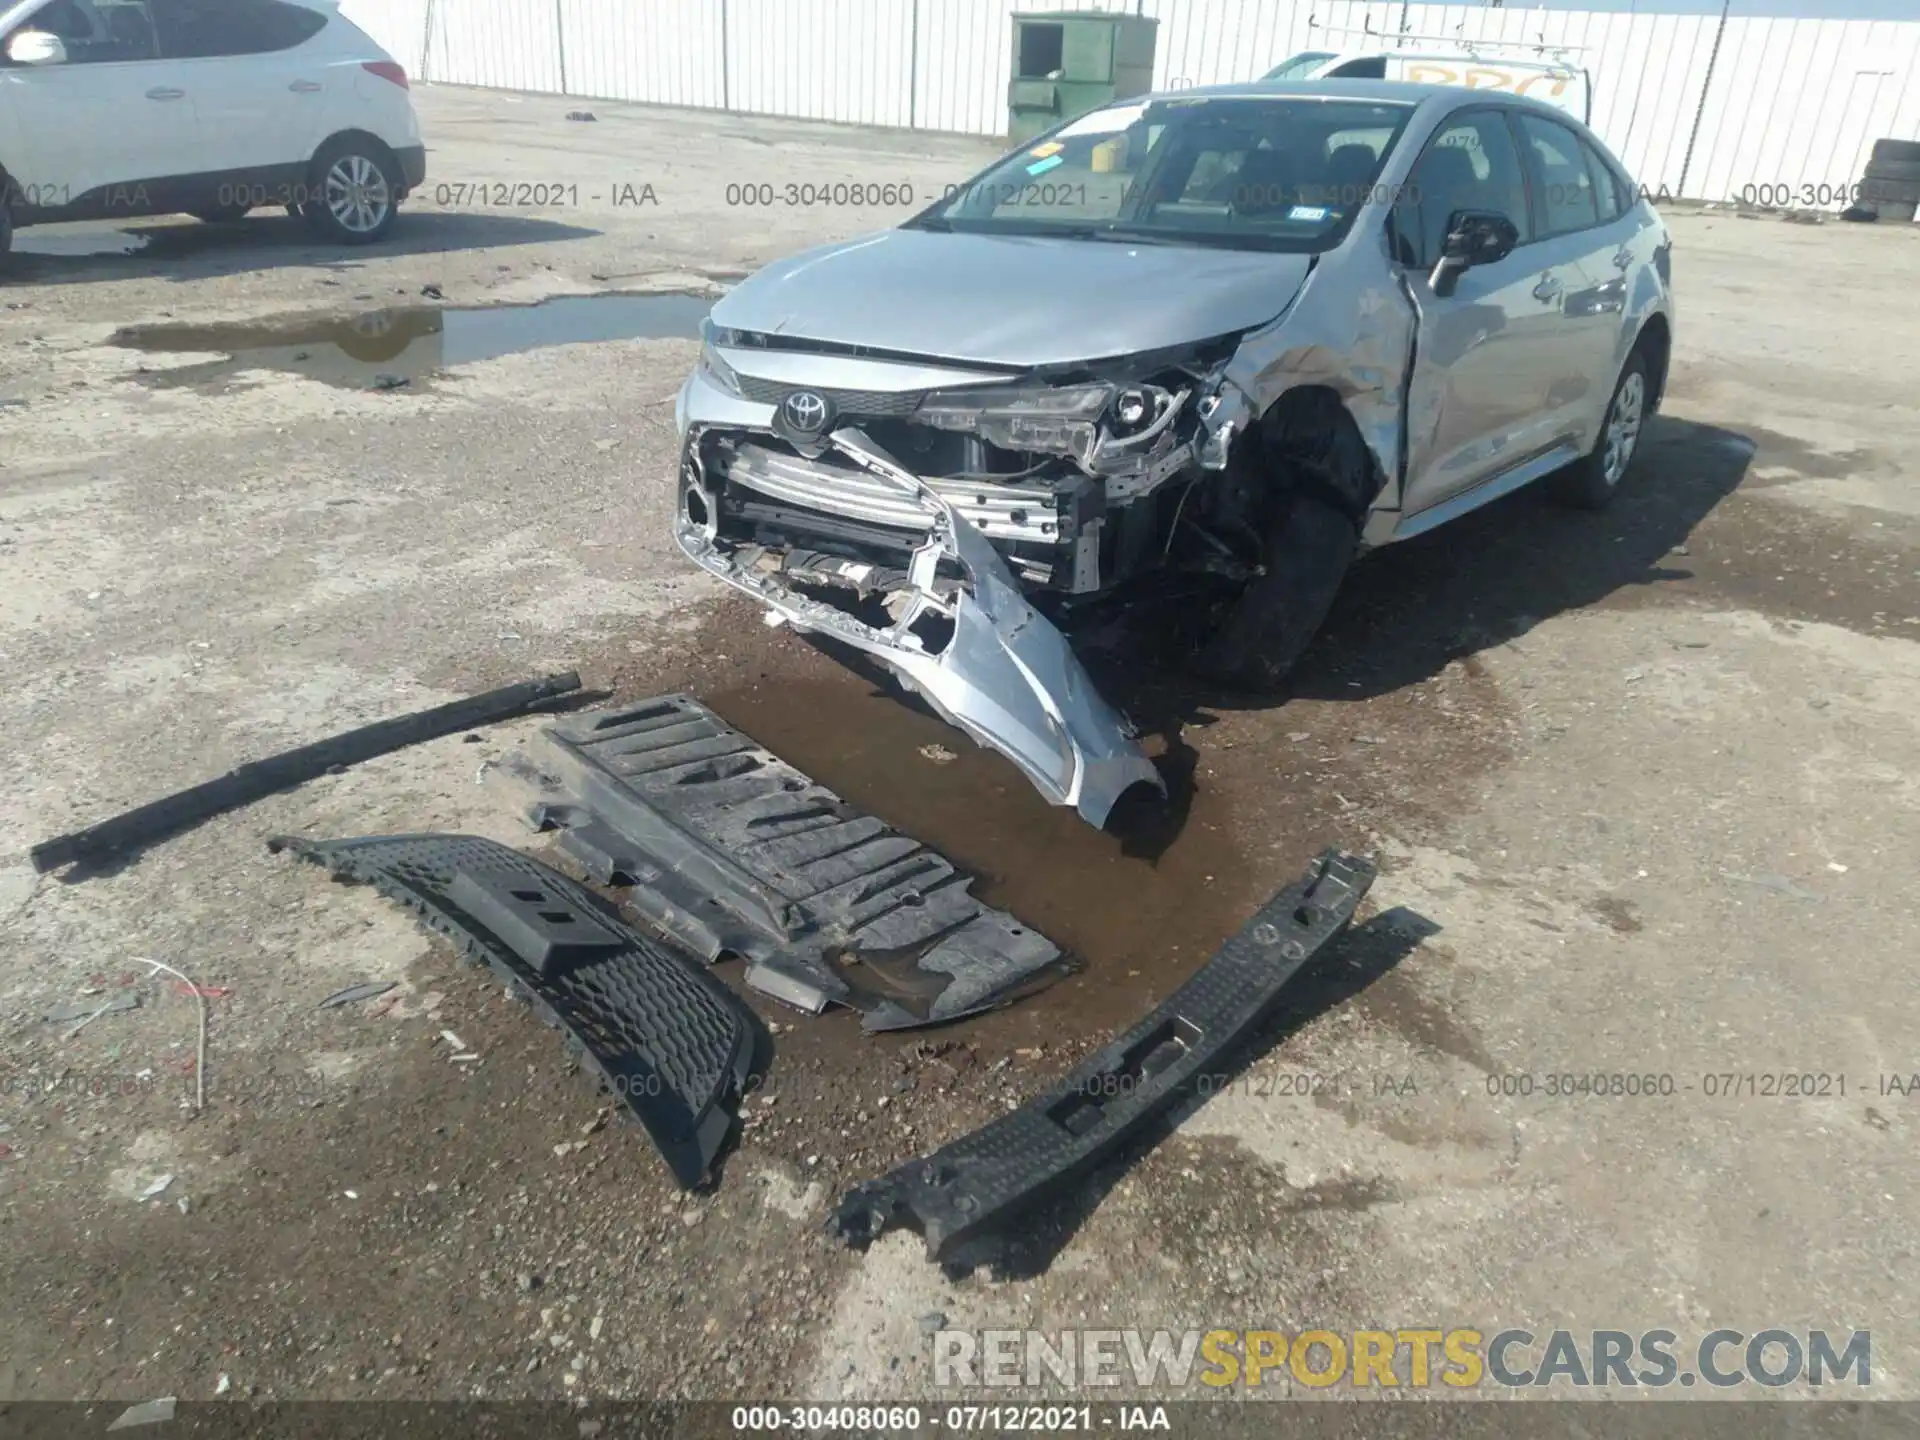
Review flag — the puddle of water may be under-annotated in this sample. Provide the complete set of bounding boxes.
[702,674,1256,1050]
[14,227,148,258]
[110,291,711,390]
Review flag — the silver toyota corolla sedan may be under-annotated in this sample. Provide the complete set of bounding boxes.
[674,79,1675,827]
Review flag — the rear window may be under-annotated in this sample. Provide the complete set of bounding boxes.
[152,0,325,58]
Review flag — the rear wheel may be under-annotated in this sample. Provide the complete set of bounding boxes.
[300,137,402,244]
[1549,349,1650,510]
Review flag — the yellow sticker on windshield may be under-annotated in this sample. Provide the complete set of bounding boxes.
[1028,141,1064,159]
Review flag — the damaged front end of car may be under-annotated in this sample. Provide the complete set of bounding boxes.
[673,326,1259,827]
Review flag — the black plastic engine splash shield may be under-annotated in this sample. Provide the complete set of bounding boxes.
[270,833,754,1189]
[503,695,1069,1030]
[827,848,1376,1262]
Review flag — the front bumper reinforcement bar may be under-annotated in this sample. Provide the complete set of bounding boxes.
[828,848,1376,1262]
[270,833,754,1189]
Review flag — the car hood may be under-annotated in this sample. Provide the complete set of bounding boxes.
[708,228,1314,369]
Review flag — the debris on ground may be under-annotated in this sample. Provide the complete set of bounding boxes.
[136,1174,175,1202]
[917,743,958,764]
[273,832,754,1189]
[566,110,597,122]
[45,992,141,1026]
[107,1397,177,1430]
[30,671,582,877]
[317,980,398,1009]
[830,850,1376,1265]
[500,695,1068,1028]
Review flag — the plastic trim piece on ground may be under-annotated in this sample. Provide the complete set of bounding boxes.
[31,671,582,876]
[827,848,1377,1263]
[270,832,753,1189]
[493,694,1071,1030]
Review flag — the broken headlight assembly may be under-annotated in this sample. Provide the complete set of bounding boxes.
[914,382,1177,466]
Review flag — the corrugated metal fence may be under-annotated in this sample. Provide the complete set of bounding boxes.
[341,0,1920,203]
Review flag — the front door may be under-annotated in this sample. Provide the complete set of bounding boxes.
[1395,106,1574,515]
[0,0,196,213]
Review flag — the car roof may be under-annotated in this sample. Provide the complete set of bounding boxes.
[1149,77,1459,106]
[1124,78,1597,130]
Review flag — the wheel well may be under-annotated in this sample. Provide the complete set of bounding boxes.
[1238,385,1386,526]
[309,129,402,178]
[1634,313,1672,410]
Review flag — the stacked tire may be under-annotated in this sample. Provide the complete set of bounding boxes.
[1858,138,1920,223]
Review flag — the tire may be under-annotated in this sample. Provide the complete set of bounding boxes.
[1860,175,1920,208]
[1188,490,1358,694]
[300,136,403,244]
[1862,159,1920,186]
[1549,349,1651,510]
[1871,198,1919,224]
[190,202,251,224]
[1869,138,1920,168]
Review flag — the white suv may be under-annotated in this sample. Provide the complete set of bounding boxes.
[0,0,424,254]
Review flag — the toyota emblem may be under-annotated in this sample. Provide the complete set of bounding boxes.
[780,389,831,435]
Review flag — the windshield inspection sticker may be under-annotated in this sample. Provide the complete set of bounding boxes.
[1288,204,1330,221]
[1028,141,1064,159]
[1026,154,1065,176]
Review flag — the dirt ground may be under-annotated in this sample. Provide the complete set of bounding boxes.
[2,84,1917,1415]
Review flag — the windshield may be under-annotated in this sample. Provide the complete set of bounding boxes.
[1263,51,1336,81]
[913,96,1413,254]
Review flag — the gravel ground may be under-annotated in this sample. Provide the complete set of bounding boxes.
[1,84,1917,1415]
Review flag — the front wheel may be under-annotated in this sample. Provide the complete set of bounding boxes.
[1550,350,1650,510]
[1187,490,1359,694]
[300,138,402,244]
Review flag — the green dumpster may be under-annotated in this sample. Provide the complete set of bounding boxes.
[1008,10,1159,145]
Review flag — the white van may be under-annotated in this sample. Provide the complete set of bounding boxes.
[1264,48,1592,124]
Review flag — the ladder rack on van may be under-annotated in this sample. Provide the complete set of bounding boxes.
[1305,20,1589,64]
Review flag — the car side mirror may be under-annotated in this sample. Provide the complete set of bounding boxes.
[1429,210,1520,296]
[5,29,69,65]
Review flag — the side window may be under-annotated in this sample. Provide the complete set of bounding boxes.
[1389,109,1533,269]
[1584,141,1623,223]
[13,0,158,62]
[1516,112,1600,238]
[152,0,325,59]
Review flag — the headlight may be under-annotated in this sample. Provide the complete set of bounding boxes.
[697,338,742,396]
[916,383,1115,459]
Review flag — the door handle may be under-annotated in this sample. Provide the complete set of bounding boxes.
[1612,247,1633,270]
[145,86,185,100]
[289,79,323,93]
[1532,275,1563,302]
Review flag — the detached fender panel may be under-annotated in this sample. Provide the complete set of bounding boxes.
[828,848,1377,1263]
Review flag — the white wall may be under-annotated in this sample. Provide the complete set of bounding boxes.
[338,0,1920,203]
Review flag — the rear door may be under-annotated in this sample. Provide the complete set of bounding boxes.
[1394,106,1559,514]
[0,0,196,207]
[148,0,331,181]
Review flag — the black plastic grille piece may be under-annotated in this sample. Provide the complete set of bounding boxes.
[828,849,1377,1263]
[513,696,1067,1030]
[271,833,753,1189]
[734,375,926,416]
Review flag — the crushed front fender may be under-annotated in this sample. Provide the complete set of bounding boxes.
[676,426,1164,829]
